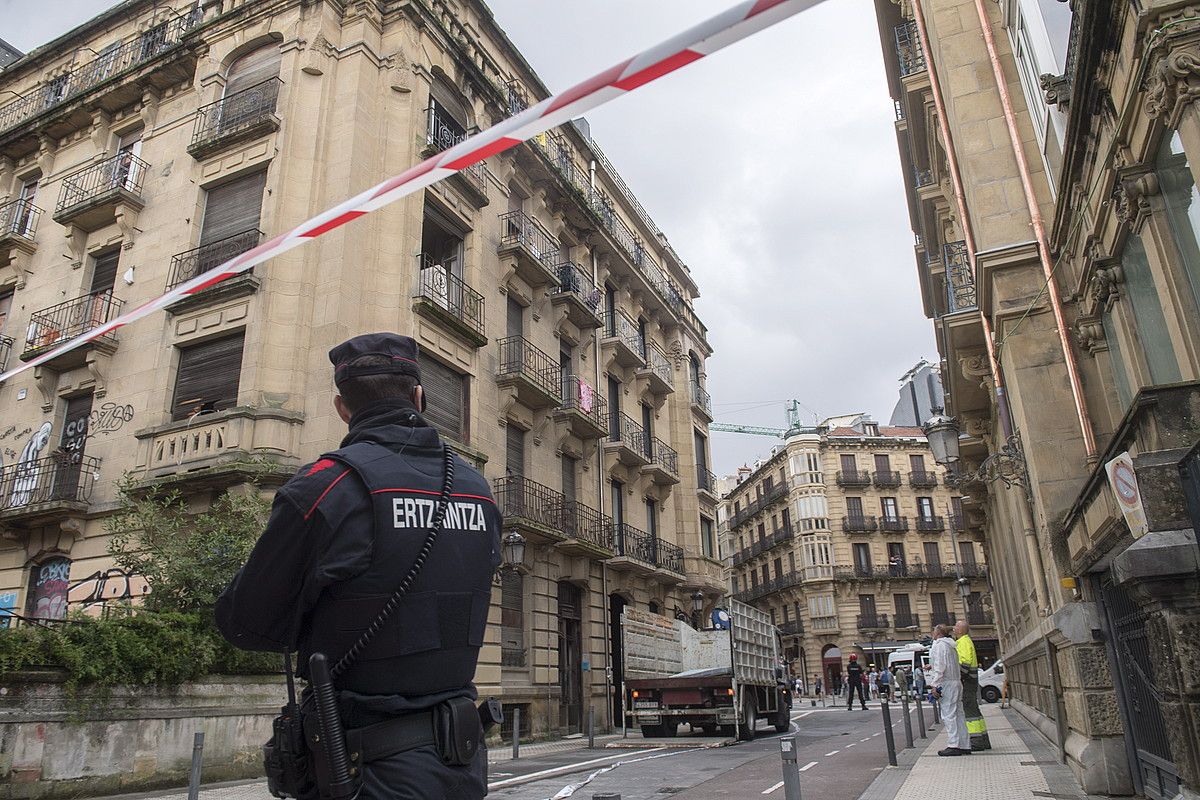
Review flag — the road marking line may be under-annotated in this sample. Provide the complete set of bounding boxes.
[762,780,785,794]
[872,732,881,737]
[860,737,871,742]
[799,761,818,772]
[846,742,857,748]
[486,747,667,789]
[825,750,840,756]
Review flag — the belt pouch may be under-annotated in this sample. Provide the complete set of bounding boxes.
[434,697,481,766]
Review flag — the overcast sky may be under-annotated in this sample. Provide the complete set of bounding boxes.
[3,0,933,476]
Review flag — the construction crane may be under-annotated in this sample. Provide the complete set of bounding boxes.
[709,400,812,438]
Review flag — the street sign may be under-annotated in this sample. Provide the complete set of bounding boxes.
[1105,451,1148,539]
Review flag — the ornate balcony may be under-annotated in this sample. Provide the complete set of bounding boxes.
[879,516,910,532]
[605,412,649,468]
[842,515,878,533]
[54,152,148,232]
[189,78,281,160]
[872,470,902,488]
[610,522,656,575]
[690,380,713,422]
[894,612,921,630]
[166,228,261,297]
[554,375,608,440]
[894,20,926,77]
[836,470,871,488]
[0,335,11,373]
[916,515,945,532]
[549,261,602,328]
[134,407,304,488]
[424,105,487,205]
[944,241,977,313]
[496,336,561,410]
[965,609,994,626]
[412,260,487,347]
[636,341,674,396]
[601,309,645,369]
[497,211,558,287]
[856,613,890,631]
[930,611,957,627]
[641,436,680,486]
[0,198,41,254]
[810,615,839,633]
[492,475,613,556]
[21,291,123,368]
[0,454,100,537]
[778,620,804,637]
[655,538,685,577]
[697,468,719,502]
[909,470,938,488]
[949,514,968,532]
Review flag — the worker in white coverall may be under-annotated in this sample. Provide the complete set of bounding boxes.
[927,624,971,756]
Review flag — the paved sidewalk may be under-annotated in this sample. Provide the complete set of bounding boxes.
[858,704,1100,800]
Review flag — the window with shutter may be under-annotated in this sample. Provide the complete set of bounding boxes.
[0,290,12,335]
[500,571,525,667]
[421,355,467,442]
[873,453,890,471]
[923,541,941,566]
[858,594,877,616]
[894,594,912,616]
[506,425,525,477]
[561,455,576,502]
[225,46,281,97]
[201,171,266,245]
[172,333,245,420]
[846,497,864,518]
[959,541,977,565]
[840,454,857,472]
[506,296,524,339]
[700,517,714,558]
[90,250,120,294]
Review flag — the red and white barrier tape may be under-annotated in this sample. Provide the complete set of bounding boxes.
[0,0,820,385]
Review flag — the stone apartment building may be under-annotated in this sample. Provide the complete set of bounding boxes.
[0,0,723,738]
[874,0,1200,796]
[722,415,994,689]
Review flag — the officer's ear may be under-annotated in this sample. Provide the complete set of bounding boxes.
[414,385,426,413]
[334,394,353,424]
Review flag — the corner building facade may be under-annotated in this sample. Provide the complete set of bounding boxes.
[875,0,1200,795]
[0,0,723,738]
[722,417,995,690]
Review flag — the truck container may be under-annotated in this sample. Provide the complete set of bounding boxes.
[622,600,790,740]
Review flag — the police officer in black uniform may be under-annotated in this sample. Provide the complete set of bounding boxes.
[216,333,500,800]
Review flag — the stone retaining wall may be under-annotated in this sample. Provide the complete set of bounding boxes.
[0,672,283,799]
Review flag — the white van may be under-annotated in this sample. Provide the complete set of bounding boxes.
[887,643,929,674]
[978,660,1005,703]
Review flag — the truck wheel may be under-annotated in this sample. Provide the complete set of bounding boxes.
[640,724,664,738]
[981,686,1001,704]
[773,701,790,733]
[738,694,757,741]
[719,724,736,738]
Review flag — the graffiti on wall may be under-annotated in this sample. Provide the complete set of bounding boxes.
[29,558,70,621]
[87,403,135,438]
[3,422,53,509]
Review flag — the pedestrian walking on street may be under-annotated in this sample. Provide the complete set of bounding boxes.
[846,654,868,710]
[928,624,971,756]
[914,664,926,699]
[815,675,823,696]
[878,665,893,700]
[868,667,879,699]
[954,620,992,751]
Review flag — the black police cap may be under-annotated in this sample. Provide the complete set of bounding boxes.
[329,333,422,386]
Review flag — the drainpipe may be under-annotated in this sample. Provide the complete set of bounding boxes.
[1012,484,1051,615]
[909,0,1013,437]
[592,248,613,730]
[968,0,1098,461]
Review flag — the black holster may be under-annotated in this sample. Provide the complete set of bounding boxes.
[263,702,317,800]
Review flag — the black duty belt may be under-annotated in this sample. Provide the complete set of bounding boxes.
[344,710,436,764]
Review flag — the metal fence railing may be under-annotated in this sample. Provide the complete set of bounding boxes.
[609,412,646,454]
[613,522,654,565]
[425,104,486,196]
[894,20,926,77]
[492,475,613,552]
[559,374,607,431]
[656,538,684,574]
[856,613,890,630]
[602,309,644,356]
[640,341,674,388]
[646,436,679,477]
[944,240,977,313]
[167,228,261,291]
[24,291,123,354]
[414,260,485,339]
[0,336,11,373]
[498,336,560,400]
[551,261,601,309]
[842,515,878,533]
[498,211,558,268]
[56,152,149,216]
[0,454,101,509]
[690,380,712,416]
[191,78,282,152]
[0,198,41,240]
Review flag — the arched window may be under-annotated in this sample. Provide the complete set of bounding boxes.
[27,557,71,620]
[689,353,701,388]
[427,79,472,152]
[225,45,281,98]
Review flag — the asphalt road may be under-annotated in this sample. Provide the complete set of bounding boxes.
[488,701,914,800]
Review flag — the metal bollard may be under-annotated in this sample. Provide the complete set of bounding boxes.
[880,701,897,767]
[186,731,204,800]
[778,736,803,800]
[512,707,521,760]
[901,694,914,750]
[915,694,927,739]
[588,705,595,749]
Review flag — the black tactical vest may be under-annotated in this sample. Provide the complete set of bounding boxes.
[303,442,499,696]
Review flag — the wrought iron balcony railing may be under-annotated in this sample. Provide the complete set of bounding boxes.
[690,380,712,417]
[914,169,934,188]
[492,475,613,551]
[893,612,921,630]
[879,516,909,532]
[0,454,101,510]
[551,261,601,309]
[24,291,123,355]
[856,613,890,630]
[656,538,684,574]
[894,20,926,77]
[609,412,646,453]
[966,609,994,626]
[949,514,968,531]
[0,335,12,373]
[810,615,839,632]
[778,620,804,637]
[916,515,945,532]
[944,240,977,313]
[842,515,877,533]
[836,470,872,487]
[498,210,559,268]
[909,470,938,488]
[645,436,679,477]
[930,611,957,627]
[167,228,261,291]
[697,468,718,495]
[559,374,607,430]
[425,105,486,196]
[0,198,41,241]
[640,340,674,389]
[602,309,644,355]
[872,470,902,487]
[56,152,149,216]
[613,522,655,566]
[498,336,560,400]
[0,12,200,135]
[190,78,281,154]
[413,261,485,341]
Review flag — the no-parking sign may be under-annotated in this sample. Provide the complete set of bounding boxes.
[1105,452,1148,538]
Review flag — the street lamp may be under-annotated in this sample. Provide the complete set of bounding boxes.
[957,576,972,623]
[691,590,705,629]
[922,410,960,466]
[502,531,526,571]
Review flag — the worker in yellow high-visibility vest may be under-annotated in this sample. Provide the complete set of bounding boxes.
[955,620,992,751]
